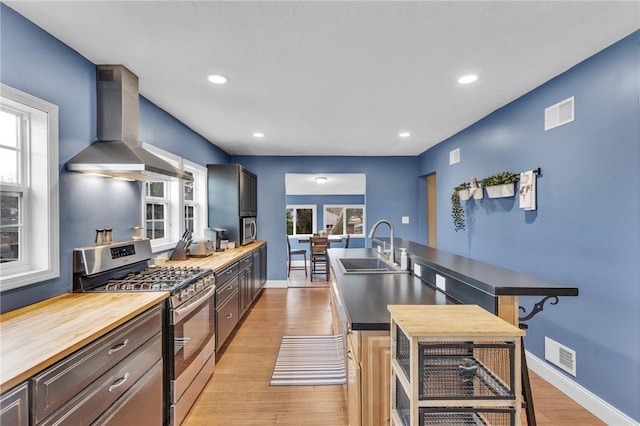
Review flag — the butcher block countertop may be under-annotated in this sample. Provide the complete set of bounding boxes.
[387,304,525,338]
[0,292,168,393]
[167,240,266,271]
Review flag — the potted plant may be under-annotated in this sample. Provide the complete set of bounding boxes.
[481,171,518,198]
[451,184,466,231]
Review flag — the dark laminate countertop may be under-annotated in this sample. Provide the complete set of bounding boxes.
[377,238,579,297]
[328,248,456,331]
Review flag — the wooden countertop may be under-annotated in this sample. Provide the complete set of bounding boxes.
[388,304,525,338]
[167,240,266,272]
[0,292,168,393]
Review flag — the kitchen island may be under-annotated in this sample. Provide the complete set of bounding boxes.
[328,243,579,426]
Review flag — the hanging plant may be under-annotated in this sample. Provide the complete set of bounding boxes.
[451,184,466,231]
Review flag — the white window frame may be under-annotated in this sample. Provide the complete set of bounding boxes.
[323,204,366,237]
[0,84,59,291]
[286,204,317,237]
[141,143,207,252]
[183,160,207,236]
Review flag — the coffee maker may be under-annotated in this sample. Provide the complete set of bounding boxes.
[205,228,227,252]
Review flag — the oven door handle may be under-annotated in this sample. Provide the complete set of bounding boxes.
[172,285,216,325]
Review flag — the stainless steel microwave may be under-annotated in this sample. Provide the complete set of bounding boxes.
[241,217,257,245]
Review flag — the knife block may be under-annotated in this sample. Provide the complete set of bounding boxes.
[170,240,188,260]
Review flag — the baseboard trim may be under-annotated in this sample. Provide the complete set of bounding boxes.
[264,280,288,289]
[526,351,638,425]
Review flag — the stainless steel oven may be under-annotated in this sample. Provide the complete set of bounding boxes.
[170,283,216,426]
[241,216,257,245]
[73,239,216,426]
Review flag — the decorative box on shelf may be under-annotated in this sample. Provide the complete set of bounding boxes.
[388,304,525,426]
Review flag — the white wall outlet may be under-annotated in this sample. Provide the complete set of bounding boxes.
[413,264,422,277]
[435,274,446,291]
[401,216,410,224]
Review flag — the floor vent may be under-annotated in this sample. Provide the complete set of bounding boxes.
[449,148,460,165]
[545,336,576,376]
[545,96,575,130]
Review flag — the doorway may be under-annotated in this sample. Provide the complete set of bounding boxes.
[427,173,437,248]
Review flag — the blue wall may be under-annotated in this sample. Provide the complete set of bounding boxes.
[2,3,639,419]
[0,5,229,312]
[232,156,421,281]
[418,31,640,420]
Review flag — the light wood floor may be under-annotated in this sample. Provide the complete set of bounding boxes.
[184,276,604,425]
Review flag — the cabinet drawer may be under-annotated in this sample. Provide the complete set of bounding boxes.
[238,255,252,271]
[215,263,238,288]
[38,333,162,426]
[216,289,239,351]
[32,305,162,423]
[216,275,239,307]
[92,359,163,426]
[0,382,29,426]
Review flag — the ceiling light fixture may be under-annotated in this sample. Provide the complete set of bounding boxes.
[458,74,478,84]
[207,74,228,84]
[315,176,328,184]
[399,132,411,138]
[253,132,264,138]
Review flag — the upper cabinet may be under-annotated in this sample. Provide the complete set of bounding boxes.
[207,164,258,245]
[239,168,258,217]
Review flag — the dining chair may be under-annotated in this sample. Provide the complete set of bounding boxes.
[309,236,329,281]
[287,236,307,277]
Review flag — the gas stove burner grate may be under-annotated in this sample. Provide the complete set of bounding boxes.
[101,265,210,293]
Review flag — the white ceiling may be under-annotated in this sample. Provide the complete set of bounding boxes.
[6,1,639,156]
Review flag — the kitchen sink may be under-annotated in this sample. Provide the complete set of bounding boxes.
[337,257,408,274]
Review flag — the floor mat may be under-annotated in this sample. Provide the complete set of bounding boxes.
[269,334,346,386]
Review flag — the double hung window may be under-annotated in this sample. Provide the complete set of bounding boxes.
[141,144,206,251]
[0,84,59,291]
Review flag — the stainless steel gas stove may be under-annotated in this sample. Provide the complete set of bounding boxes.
[73,239,216,426]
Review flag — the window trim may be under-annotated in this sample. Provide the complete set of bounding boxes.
[141,143,207,253]
[183,160,207,237]
[0,84,60,291]
[323,204,366,237]
[286,204,317,237]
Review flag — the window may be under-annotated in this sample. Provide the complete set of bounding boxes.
[141,143,207,252]
[324,205,365,236]
[183,160,207,236]
[286,205,316,236]
[0,84,59,291]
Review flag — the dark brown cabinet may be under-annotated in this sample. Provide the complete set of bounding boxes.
[0,382,29,426]
[207,164,257,247]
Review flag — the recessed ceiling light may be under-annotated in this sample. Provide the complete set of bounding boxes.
[207,74,228,84]
[399,132,411,138]
[253,132,264,138]
[458,74,478,84]
[315,176,328,184]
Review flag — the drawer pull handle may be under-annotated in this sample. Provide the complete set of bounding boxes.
[108,372,130,392]
[226,313,233,319]
[108,339,129,355]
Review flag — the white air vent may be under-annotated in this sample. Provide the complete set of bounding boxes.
[545,96,575,130]
[449,148,460,165]
[545,336,576,376]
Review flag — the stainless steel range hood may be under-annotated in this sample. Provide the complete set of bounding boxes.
[66,65,191,181]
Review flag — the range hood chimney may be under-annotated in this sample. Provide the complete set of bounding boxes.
[65,65,191,181]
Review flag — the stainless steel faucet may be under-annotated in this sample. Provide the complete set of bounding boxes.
[368,219,395,264]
